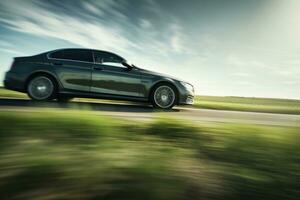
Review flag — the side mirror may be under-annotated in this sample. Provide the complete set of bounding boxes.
[122,61,133,71]
[125,65,133,71]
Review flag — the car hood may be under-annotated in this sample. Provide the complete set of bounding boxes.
[136,67,186,83]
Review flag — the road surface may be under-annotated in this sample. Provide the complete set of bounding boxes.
[0,98,299,127]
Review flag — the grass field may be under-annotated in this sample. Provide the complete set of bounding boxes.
[1,87,300,114]
[194,96,300,115]
[0,87,28,98]
[0,111,299,200]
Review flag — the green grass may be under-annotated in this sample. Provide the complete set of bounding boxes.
[1,87,300,114]
[0,111,299,200]
[0,87,28,98]
[194,96,300,115]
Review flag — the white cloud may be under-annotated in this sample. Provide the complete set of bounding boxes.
[170,24,184,53]
[277,71,294,77]
[283,80,300,86]
[0,48,22,55]
[234,81,256,87]
[227,54,272,69]
[82,1,103,16]
[0,41,13,47]
[231,72,251,78]
[226,55,246,67]
[0,0,138,55]
[140,19,152,29]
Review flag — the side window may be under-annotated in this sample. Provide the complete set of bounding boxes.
[94,51,105,64]
[63,49,93,62]
[50,50,64,59]
[50,49,93,62]
[94,51,124,68]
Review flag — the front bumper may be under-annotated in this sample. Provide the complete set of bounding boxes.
[176,82,195,105]
[185,95,194,104]
[179,94,194,105]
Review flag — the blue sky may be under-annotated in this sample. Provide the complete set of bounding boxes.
[0,0,299,99]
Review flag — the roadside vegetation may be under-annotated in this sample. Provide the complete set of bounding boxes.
[0,111,299,200]
[194,96,300,115]
[1,87,300,114]
[0,87,27,98]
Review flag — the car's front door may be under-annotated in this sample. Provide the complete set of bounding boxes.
[91,51,144,97]
[49,49,93,92]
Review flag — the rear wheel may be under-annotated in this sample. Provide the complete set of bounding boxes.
[27,75,57,101]
[151,83,177,109]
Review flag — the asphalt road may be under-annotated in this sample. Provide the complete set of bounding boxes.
[0,98,299,127]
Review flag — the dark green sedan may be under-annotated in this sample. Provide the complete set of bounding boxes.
[4,48,194,109]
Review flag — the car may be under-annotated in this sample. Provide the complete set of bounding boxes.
[4,48,194,109]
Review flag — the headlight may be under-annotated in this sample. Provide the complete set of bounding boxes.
[180,82,194,93]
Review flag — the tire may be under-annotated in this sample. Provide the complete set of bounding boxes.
[150,83,177,109]
[27,75,57,101]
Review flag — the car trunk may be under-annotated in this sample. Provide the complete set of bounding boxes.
[9,54,46,71]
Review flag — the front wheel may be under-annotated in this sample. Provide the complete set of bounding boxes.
[151,84,177,109]
[27,75,56,101]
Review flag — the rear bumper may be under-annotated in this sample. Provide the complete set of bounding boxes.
[4,71,26,92]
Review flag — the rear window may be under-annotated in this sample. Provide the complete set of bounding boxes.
[50,50,64,59]
[50,49,93,63]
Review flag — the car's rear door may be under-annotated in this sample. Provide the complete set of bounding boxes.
[91,51,144,97]
[49,49,93,92]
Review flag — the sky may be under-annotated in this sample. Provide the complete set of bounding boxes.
[0,0,299,99]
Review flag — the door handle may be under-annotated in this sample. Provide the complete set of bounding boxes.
[93,67,103,71]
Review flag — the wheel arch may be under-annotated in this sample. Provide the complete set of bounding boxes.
[25,71,61,91]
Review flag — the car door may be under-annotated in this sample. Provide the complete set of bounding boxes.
[49,49,93,92]
[91,51,144,97]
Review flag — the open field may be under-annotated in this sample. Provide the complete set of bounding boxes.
[194,96,300,115]
[1,87,300,114]
[0,110,299,200]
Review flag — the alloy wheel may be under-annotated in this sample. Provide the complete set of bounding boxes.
[153,85,176,109]
[28,76,54,100]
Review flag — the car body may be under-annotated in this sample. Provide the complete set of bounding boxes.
[4,48,194,109]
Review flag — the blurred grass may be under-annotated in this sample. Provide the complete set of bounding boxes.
[0,87,28,98]
[0,111,299,200]
[1,87,300,114]
[194,96,300,115]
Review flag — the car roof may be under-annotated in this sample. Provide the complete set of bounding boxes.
[46,48,125,60]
